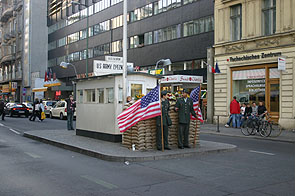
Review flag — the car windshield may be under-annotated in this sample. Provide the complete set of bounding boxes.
[16,104,25,108]
[46,102,56,106]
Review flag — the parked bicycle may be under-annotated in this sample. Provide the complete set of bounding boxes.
[241,114,273,137]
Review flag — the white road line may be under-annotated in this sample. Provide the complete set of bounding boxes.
[24,152,41,159]
[9,128,20,135]
[0,139,7,143]
[0,123,4,126]
[249,150,275,156]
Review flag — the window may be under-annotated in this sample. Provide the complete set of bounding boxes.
[183,0,197,5]
[80,29,87,40]
[80,9,87,19]
[93,20,110,35]
[57,37,67,47]
[93,43,110,57]
[118,88,123,103]
[86,89,96,103]
[57,56,66,65]
[262,0,276,35]
[48,58,56,67]
[73,52,80,61]
[67,12,80,25]
[131,84,142,98]
[106,88,114,103]
[48,41,56,51]
[80,49,87,60]
[111,15,123,29]
[111,0,122,6]
[130,34,144,49]
[97,88,104,103]
[230,4,242,41]
[88,48,94,58]
[78,90,83,103]
[144,32,153,45]
[111,40,122,53]
[154,24,181,43]
[67,32,80,44]
[154,0,181,15]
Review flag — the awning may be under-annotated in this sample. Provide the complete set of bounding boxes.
[44,82,61,87]
[32,87,48,92]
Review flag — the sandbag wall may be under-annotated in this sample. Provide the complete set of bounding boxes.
[122,102,200,151]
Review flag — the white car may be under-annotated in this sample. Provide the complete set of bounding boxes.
[49,101,76,120]
[42,100,57,116]
[22,102,33,114]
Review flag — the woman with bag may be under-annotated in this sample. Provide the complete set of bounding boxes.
[39,100,46,122]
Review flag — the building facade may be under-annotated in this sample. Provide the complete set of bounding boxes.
[0,0,48,102]
[214,0,295,129]
[47,0,214,98]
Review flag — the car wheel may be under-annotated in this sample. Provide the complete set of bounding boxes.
[50,112,53,119]
[60,113,64,120]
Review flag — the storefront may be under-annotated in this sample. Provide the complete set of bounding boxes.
[214,48,295,129]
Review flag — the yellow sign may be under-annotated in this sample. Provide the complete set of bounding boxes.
[32,87,48,92]
[44,82,61,87]
[2,84,10,93]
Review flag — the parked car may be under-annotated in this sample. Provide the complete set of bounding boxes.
[22,102,33,114]
[5,103,30,117]
[42,100,57,116]
[49,101,76,120]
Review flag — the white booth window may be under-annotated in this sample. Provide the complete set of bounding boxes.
[107,88,114,103]
[97,88,104,103]
[118,88,123,103]
[86,89,96,103]
[131,84,142,98]
[78,90,83,103]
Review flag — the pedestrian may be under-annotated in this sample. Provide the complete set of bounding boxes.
[175,89,197,149]
[126,96,132,103]
[229,96,240,128]
[0,99,6,121]
[29,98,39,121]
[239,103,246,127]
[257,101,267,118]
[252,102,258,116]
[244,103,252,119]
[66,95,76,130]
[39,100,45,122]
[156,90,172,151]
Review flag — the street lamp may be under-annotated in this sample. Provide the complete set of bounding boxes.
[60,62,78,99]
[155,59,172,69]
[70,0,89,78]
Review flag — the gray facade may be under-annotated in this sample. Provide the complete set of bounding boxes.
[47,0,214,79]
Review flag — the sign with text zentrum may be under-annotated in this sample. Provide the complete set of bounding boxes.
[93,60,134,76]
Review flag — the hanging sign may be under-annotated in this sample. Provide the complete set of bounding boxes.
[278,57,286,71]
[93,60,134,76]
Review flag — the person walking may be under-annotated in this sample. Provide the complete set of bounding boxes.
[156,90,172,151]
[0,99,6,121]
[66,95,76,130]
[39,100,45,122]
[229,96,240,128]
[175,89,197,149]
[239,103,246,127]
[29,98,39,121]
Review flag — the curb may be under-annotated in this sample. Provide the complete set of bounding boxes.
[200,131,295,144]
[24,132,237,162]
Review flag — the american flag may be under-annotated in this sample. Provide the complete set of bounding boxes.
[117,86,161,132]
[190,86,204,122]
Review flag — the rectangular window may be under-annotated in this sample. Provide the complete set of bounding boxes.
[93,43,110,57]
[67,32,80,44]
[230,4,242,41]
[111,40,122,53]
[80,29,87,40]
[144,32,153,45]
[97,88,104,103]
[106,88,114,103]
[262,0,276,35]
[131,84,142,98]
[118,88,123,103]
[111,15,123,29]
[80,49,87,60]
[73,51,80,61]
[88,48,93,58]
[86,89,96,103]
[48,41,56,50]
[48,58,56,67]
[57,37,67,47]
[78,90,83,103]
[154,24,181,43]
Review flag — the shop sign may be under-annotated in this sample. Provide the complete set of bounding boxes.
[93,60,133,76]
[105,56,123,63]
[148,69,163,75]
[2,84,10,93]
[11,82,17,92]
[160,75,203,84]
[278,57,286,71]
[228,52,282,62]
[246,79,265,93]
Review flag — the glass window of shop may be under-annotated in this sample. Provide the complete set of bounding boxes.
[97,88,104,103]
[131,84,142,98]
[86,89,96,103]
[106,88,114,103]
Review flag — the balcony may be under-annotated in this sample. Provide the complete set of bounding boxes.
[0,7,13,22]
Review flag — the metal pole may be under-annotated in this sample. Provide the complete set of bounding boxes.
[122,0,127,105]
[86,5,89,78]
[217,115,220,132]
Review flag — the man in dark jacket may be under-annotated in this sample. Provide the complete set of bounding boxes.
[66,95,76,130]
[156,90,172,151]
[0,99,6,120]
[175,89,197,149]
[29,98,39,121]
[257,101,267,118]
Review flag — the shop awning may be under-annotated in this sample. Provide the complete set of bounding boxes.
[44,82,61,87]
[32,87,48,92]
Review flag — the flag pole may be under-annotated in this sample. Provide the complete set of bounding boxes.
[159,83,164,152]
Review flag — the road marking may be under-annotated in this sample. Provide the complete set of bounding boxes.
[0,123,4,126]
[81,175,118,189]
[24,152,41,159]
[0,139,7,143]
[249,150,275,156]
[9,128,20,135]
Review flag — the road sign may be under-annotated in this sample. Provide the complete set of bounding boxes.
[105,56,123,63]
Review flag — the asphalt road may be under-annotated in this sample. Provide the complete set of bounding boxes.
[0,117,294,196]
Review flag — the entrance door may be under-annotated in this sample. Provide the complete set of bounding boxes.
[268,80,279,123]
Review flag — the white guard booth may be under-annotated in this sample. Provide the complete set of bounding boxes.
[75,72,158,142]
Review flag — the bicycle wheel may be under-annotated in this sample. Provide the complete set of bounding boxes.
[260,121,272,137]
[241,119,253,136]
[270,124,283,138]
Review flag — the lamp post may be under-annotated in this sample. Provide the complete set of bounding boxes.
[70,0,89,78]
[60,62,78,99]
[155,59,172,75]
[122,0,128,105]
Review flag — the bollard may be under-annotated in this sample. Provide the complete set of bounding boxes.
[217,115,220,132]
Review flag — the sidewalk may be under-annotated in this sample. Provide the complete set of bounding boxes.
[200,123,295,143]
[24,129,236,162]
